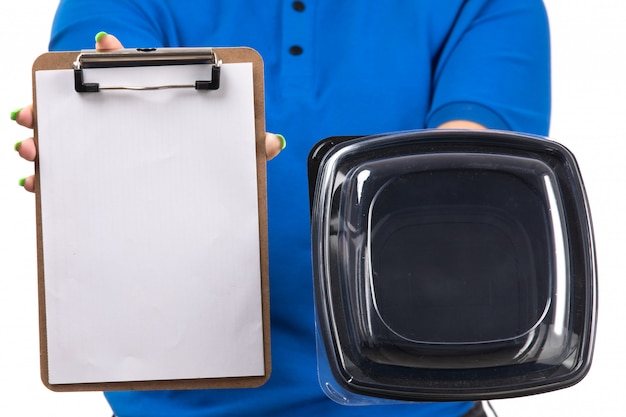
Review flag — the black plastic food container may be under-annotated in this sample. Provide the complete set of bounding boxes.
[308,130,597,403]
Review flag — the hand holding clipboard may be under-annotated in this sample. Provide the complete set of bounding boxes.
[16,34,273,392]
[15,33,285,193]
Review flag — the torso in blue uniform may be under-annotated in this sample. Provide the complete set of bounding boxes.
[49,1,550,415]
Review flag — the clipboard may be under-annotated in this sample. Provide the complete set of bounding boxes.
[31,47,270,392]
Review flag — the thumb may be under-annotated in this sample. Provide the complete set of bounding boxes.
[95,31,124,51]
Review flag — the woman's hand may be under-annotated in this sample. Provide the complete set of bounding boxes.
[13,33,285,193]
[13,105,36,192]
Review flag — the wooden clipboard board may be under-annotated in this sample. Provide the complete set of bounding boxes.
[31,47,270,392]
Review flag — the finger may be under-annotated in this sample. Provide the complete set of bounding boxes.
[95,31,124,51]
[265,133,286,161]
[15,137,37,161]
[19,175,36,193]
[11,105,34,129]
[437,120,485,130]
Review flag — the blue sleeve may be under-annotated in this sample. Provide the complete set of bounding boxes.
[49,0,170,50]
[426,0,551,136]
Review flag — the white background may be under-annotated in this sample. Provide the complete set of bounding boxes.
[0,1,623,415]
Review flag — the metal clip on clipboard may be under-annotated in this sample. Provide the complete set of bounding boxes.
[73,48,222,93]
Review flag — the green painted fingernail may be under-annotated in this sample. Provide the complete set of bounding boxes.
[95,31,108,42]
[276,134,287,150]
[10,107,23,121]
[14,141,22,152]
[18,178,26,187]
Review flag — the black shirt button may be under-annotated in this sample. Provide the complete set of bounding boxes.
[292,1,305,12]
[289,45,303,55]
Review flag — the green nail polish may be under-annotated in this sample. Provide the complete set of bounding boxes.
[14,141,22,152]
[18,178,26,187]
[10,107,23,121]
[95,31,108,42]
[276,134,287,150]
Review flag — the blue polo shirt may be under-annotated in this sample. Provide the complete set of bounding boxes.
[49,1,550,416]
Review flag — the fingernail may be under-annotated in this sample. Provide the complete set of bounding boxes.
[14,141,22,152]
[10,107,23,121]
[18,178,26,187]
[276,134,287,150]
[95,31,108,42]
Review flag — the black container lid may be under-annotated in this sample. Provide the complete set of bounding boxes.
[308,130,597,402]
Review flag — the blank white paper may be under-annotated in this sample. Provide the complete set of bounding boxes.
[35,62,265,384]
